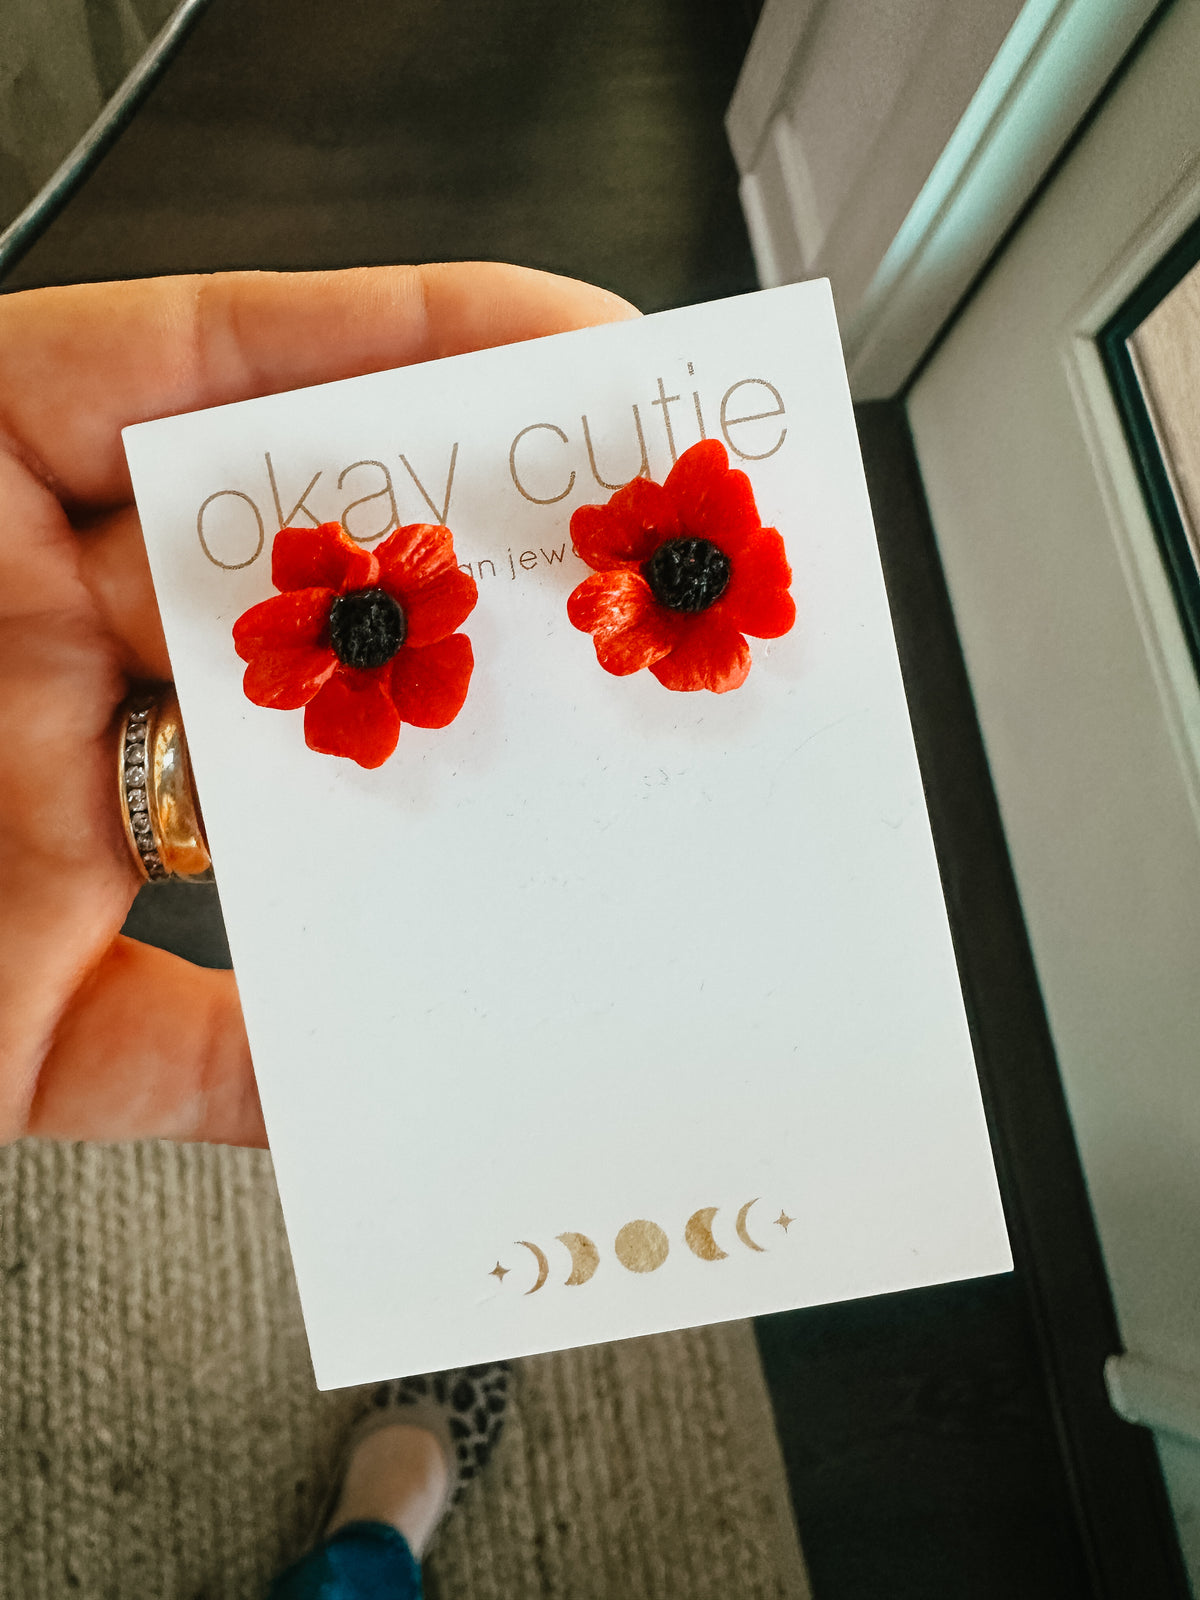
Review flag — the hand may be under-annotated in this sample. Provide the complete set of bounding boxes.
[0,264,637,1146]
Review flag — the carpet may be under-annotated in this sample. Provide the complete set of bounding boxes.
[0,1138,810,1599]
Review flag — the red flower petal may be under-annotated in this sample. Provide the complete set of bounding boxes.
[649,616,751,693]
[720,526,795,638]
[389,633,474,728]
[720,584,796,640]
[567,571,680,675]
[303,669,401,769]
[232,589,332,660]
[374,523,460,591]
[371,523,478,646]
[663,440,760,551]
[400,568,479,649]
[564,442,793,694]
[571,477,680,571]
[243,648,336,709]
[722,584,795,639]
[272,523,377,593]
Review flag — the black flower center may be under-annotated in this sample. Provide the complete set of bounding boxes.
[328,587,407,669]
[644,536,731,613]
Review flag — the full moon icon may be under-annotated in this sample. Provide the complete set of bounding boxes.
[614,1219,670,1273]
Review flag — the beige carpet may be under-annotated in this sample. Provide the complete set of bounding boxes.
[0,1140,811,1600]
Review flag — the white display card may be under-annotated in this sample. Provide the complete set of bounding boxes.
[124,281,1011,1389]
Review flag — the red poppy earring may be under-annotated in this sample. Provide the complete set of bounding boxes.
[232,521,477,769]
[566,439,794,693]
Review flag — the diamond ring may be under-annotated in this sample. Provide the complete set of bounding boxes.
[117,688,211,883]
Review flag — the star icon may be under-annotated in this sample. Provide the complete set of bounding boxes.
[488,1261,510,1282]
[774,1210,794,1233]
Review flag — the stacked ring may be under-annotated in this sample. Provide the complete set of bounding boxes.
[117,688,211,883]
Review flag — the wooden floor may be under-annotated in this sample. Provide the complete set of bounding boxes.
[4,2,1105,1594]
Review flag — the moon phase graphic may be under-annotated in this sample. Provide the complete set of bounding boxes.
[497,1199,786,1291]
[557,1231,600,1286]
[684,1206,728,1262]
[516,1239,550,1294]
[614,1219,670,1273]
[736,1198,767,1253]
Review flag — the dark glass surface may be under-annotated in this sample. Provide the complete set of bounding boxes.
[1102,216,1200,688]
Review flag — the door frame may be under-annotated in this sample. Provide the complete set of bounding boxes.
[907,0,1200,1584]
[727,0,1166,398]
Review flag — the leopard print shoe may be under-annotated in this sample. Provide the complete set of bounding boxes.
[363,1361,511,1506]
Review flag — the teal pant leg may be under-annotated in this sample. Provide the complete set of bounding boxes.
[267,1519,422,1600]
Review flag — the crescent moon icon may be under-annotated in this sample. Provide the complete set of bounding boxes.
[684,1206,728,1262]
[557,1231,600,1286]
[516,1240,550,1294]
[736,1199,767,1253]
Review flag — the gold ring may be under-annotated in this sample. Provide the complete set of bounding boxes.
[117,687,211,883]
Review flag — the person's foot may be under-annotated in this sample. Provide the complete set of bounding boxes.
[326,1364,511,1557]
[327,1422,450,1558]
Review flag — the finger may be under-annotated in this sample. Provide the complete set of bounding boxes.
[75,505,172,681]
[0,264,640,510]
[0,423,164,718]
[0,593,128,877]
[23,937,266,1148]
